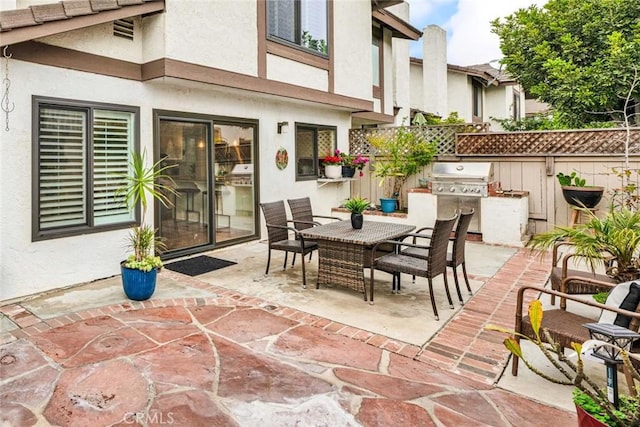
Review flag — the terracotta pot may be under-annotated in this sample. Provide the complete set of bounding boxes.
[575,404,608,427]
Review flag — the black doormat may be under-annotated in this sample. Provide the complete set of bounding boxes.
[164,255,237,276]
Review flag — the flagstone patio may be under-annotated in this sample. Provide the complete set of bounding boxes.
[0,241,577,426]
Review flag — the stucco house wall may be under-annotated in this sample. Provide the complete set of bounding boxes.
[2,0,412,300]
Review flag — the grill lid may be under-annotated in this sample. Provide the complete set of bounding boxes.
[432,162,493,181]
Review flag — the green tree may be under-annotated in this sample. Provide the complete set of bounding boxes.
[492,0,640,128]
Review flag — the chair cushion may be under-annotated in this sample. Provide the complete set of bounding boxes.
[598,281,640,328]
[271,240,318,253]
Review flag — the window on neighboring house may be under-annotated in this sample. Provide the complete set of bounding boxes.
[372,27,382,99]
[33,97,138,240]
[267,0,328,56]
[472,80,483,121]
[513,92,521,120]
[295,123,336,181]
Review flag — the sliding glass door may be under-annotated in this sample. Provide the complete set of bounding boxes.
[155,112,257,256]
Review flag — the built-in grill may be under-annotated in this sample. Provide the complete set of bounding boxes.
[431,162,495,234]
[229,163,253,185]
[431,162,494,197]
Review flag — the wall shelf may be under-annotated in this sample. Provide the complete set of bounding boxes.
[317,178,354,188]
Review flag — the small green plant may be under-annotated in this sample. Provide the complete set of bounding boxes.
[343,197,370,214]
[557,171,586,187]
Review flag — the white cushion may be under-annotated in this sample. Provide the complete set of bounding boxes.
[598,281,640,328]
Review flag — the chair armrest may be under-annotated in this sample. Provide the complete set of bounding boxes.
[370,239,431,266]
[415,226,435,233]
[398,232,433,245]
[552,241,575,265]
[312,215,342,221]
[515,285,640,330]
[287,219,320,227]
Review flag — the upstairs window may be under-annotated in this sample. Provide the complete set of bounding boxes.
[267,0,328,56]
[472,80,483,121]
[372,27,382,99]
[513,92,521,120]
[33,97,138,240]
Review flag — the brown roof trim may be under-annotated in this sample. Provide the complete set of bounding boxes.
[146,58,371,111]
[351,110,396,124]
[0,0,164,46]
[372,9,421,40]
[11,41,372,112]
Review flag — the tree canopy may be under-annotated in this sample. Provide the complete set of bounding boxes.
[492,0,640,128]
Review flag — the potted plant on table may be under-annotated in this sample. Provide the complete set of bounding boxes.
[557,171,605,209]
[343,196,370,229]
[322,151,343,179]
[367,123,437,213]
[487,300,640,427]
[116,150,177,301]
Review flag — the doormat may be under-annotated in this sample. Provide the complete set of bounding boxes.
[164,255,237,276]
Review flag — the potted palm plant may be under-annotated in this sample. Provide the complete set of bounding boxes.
[343,196,370,229]
[116,150,177,301]
[367,124,437,213]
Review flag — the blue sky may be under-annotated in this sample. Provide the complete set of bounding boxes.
[404,0,548,66]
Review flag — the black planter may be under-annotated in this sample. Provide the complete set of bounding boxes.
[561,186,604,208]
[351,212,363,229]
[342,166,356,178]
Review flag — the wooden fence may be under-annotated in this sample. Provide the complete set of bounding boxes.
[349,127,640,234]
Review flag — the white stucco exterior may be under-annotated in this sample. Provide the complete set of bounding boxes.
[2,0,419,300]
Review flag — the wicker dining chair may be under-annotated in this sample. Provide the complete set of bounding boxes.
[369,214,458,320]
[287,197,341,232]
[260,200,318,289]
[548,241,617,309]
[512,279,640,394]
[402,209,475,305]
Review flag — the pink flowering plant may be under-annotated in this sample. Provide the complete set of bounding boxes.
[335,149,370,177]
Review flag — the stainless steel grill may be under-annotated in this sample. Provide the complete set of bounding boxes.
[432,162,494,234]
[431,162,494,197]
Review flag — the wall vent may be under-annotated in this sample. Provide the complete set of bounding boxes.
[113,19,134,40]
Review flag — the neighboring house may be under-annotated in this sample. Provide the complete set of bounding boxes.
[0,0,420,300]
[409,25,526,130]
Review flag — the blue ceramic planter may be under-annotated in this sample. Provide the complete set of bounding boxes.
[120,262,157,301]
[380,198,396,213]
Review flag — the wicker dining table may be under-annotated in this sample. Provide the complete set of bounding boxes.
[299,220,415,301]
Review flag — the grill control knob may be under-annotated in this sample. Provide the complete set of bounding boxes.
[474,187,481,193]
[461,187,468,193]
[437,186,443,192]
[449,186,456,192]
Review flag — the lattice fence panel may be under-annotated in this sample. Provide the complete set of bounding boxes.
[457,128,640,155]
[349,123,489,156]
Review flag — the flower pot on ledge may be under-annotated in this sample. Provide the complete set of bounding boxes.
[324,164,342,179]
[379,198,396,213]
[341,166,356,178]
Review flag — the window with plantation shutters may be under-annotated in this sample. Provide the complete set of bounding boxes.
[34,98,138,240]
[93,110,133,225]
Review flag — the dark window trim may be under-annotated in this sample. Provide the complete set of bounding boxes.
[294,122,337,182]
[32,96,140,242]
[472,79,483,122]
[372,26,383,100]
[265,0,330,59]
